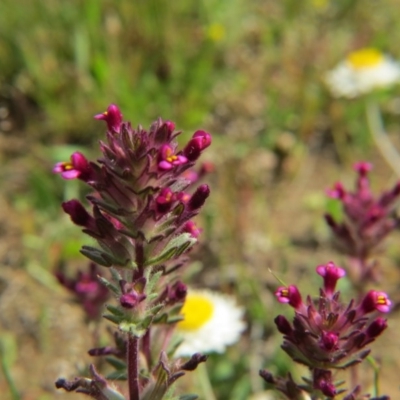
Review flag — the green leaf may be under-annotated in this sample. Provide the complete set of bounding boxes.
[105,357,127,370]
[98,276,120,296]
[145,233,195,266]
[103,314,122,325]
[80,246,113,267]
[106,370,127,381]
[106,304,125,317]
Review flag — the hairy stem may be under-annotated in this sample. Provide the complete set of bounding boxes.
[128,334,140,400]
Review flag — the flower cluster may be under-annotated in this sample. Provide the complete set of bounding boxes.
[260,261,391,399]
[54,104,212,400]
[324,48,400,98]
[324,162,400,283]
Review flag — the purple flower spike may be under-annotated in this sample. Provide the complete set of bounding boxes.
[53,152,92,181]
[316,261,346,296]
[94,104,123,133]
[359,290,392,314]
[275,285,303,310]
[325,160,400,269]
[158,144,188,170]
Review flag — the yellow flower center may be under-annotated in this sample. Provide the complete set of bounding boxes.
[347,48,383,69]
[177,294,214,331]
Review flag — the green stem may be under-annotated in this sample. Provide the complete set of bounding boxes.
[367,356,380,397]
[0,343,20,400]
[197,362,217,400]
[365,100,400,176]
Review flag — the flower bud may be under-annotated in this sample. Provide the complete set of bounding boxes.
[274,315,292,335]
[366,317,387,339]
[62,200,93,227]
[187,184,210,210]
[183,130,212,161]
[181,353,207,371]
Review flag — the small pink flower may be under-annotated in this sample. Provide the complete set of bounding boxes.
[360,290,392,314]
[94,104,123,133]
[158,145,188,170]
[316,261,346,296]
[53,152,90,180]
[275,285,303,310]
[156,188,177,213]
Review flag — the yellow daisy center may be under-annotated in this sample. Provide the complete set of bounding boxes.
[347,48,383,69]
[177,294,214,331]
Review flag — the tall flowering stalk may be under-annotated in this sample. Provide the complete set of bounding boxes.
[260,261,391,399]
[324,162,400,288]
[54,104,211,400]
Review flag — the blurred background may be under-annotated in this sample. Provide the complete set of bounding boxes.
[2,0,400,399]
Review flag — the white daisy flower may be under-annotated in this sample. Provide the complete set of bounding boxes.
[174,289,245,357]
[324,48,400,98]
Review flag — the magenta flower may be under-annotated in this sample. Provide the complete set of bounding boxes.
[316,261,346,297]
[155,188,177,214]
[94,104,123,133]
[275,285,304,310]
[53,152,92,181]
[359,290,392,314]
[158,144,188,170]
